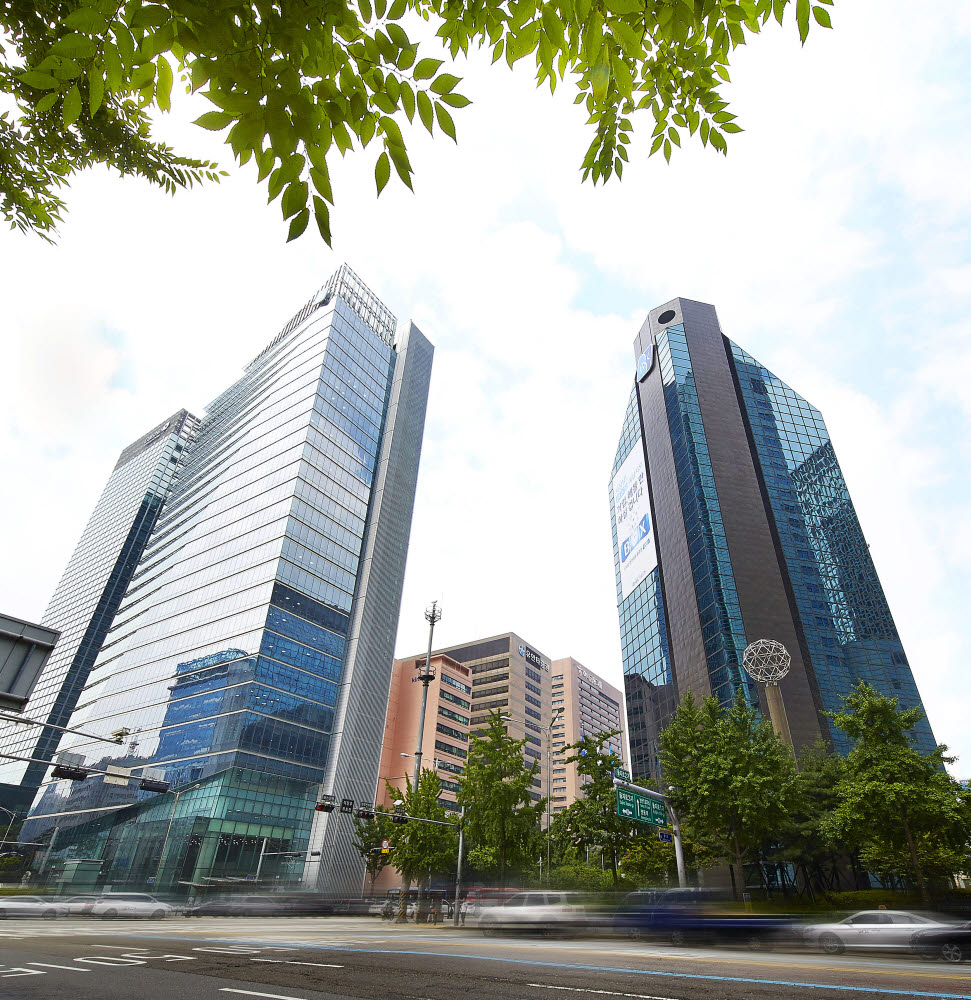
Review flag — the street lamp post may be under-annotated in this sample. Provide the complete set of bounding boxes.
[154,783,200,886]
[0,806,17,848]
[545,706,563,882]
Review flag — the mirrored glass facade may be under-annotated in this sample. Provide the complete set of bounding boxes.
[0,411,198,802]
[729,343,936,754]
[615,298,936,781]
[22,266,433,893]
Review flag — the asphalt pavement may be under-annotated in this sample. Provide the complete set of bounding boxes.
[1,916,970,1000]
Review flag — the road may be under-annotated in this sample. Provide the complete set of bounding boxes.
[1,916,970,1000]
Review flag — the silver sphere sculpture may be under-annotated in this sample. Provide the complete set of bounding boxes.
[742,639,791,684]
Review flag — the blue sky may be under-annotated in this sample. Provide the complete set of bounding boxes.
[1,0,969,769]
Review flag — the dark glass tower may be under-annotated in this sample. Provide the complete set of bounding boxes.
[22,266,433,895]
[613,297,936,782]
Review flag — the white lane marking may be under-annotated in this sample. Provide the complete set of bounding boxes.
[120,952,197,962]
[76,956,147,966]
[0,967,46,977]
[220,990,312,1000]
[28,962,91,972]
[251,959,344,968]
[528,985,680,1000]
[194,946,263,955]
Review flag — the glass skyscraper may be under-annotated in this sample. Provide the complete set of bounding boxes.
[612,297,936,782]
[21,266,433,894]
[0,410,198,811]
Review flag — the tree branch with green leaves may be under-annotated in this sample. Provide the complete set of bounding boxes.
[3,0,834,241]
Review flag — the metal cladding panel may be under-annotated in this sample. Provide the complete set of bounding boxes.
[0,615,60,713]
[307,321,434,894]
[677,299,822,749]
[633,300,709,702]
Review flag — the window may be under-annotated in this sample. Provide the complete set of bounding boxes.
[441,674,472,695]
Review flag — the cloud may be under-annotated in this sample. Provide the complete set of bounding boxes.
[2,0,970,772]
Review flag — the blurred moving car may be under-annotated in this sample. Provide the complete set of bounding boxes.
[478,891,586,936]
[614,888,793,949]
[0,895,67,919]
[87,893,174,919]
[62,894,102,916]
[911,920,971,963]
[802,910,954,954]
[185,893,337,917]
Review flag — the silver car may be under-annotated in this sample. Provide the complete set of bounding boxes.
[478,891,585,936]
[0,895,67,919]
[803,910,954,954]
[88,893,173,919]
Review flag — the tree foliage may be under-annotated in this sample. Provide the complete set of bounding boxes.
[557,729,633,885]
[658,688,798,897]
[456,710,542,884]
[2,0,834,241]
[384,769,457,884]
[820,682,971,906]
[351,811,394,892]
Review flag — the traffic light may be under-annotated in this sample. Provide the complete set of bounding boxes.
[390,808,408,825]
[315,794,336,812]
[356,802,375,820]
[50,764,89,781]
[139,777,170,793]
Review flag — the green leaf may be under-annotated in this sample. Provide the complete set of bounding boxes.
[35,92,58,114]
[387,143,413,189]
[387,0,408,18]
[416,89,434,134]
[156,55,173,111]
[400,80,415,121]
[287,208,310,242]
[430,73,461,95]
[19,71,59,91]
[195,110,233,131]
[88,64,105,116]
[812,5,832,28]
[64,9,109,33]
[313,196,332,245]
[434,101,456,141]
[721,122,743,133]
[796,0,810,42]
[62,85,82,127]
[439,92,471,109]
[359,0,373,22]
[50,33,98,60]
[375,150,391,194]
[413,58,443,81]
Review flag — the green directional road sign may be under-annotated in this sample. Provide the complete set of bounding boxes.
[616,788,668,827]
[616,787,637,820]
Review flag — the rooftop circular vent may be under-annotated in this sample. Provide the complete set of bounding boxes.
[657,309,676,325]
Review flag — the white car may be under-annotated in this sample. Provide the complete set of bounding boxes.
[803,910,954,954]
[87,893,173,919]
[0,895,67,919]
[62,894,102,916]
[478,891,586,936]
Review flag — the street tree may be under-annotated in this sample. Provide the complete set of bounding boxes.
[2,0,835,241]
[456,710,542,885]
[558,729,632,885]
[384,768,457,918]
[658,687,799,898]
[351,811,394,894]
[821,682,971,906]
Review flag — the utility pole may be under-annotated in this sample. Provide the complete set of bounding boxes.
[398,600,441,921]
[412,601,441,785]
[452,805,465,926]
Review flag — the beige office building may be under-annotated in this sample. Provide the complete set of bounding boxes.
[549,657,626,814]
[376,653,473,814]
